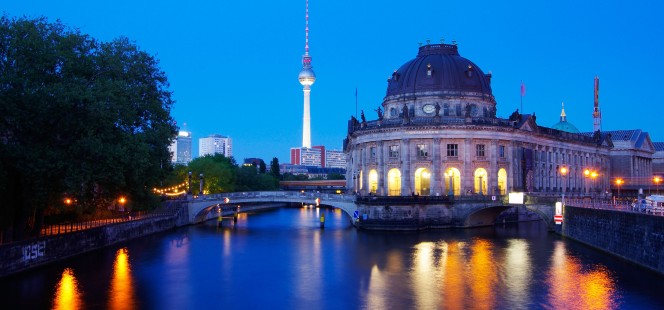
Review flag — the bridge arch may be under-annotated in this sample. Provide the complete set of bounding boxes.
[462,203,554,229]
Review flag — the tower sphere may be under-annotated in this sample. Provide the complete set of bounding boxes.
[299,67,316,86]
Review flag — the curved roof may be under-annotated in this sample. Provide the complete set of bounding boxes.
[385,43,493,99]
[551,121,580,133]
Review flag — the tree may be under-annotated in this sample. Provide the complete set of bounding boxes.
[0,16,176,241]
[258,160,266,174]
[270,157,280,179]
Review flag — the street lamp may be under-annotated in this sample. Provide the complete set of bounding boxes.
[654,176,662,195]
[584,168,598,198]
[199,173,204,195]
[615,178,623,197]
[478,171,486,195]
[188,171,192,194]
[445,169,454,196]
[560,166,568,206]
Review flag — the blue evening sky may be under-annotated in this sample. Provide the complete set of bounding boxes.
[4,0,664,163]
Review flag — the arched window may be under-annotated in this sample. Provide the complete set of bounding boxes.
[474,168,488,195]
[497,168,507,195]
[388,168,401,196]
[368,169,378,194]
[444,167,461,196]
[414,168,431,196]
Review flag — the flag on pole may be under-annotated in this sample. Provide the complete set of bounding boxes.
[520,81,526,97]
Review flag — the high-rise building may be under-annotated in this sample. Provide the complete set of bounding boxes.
[169,130,192,164]
[325,149,346,169]
[298,0,315,148]
[291,146,323,167]
[199,134,232,158]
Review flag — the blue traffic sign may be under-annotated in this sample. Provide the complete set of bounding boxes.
[353,210,359,218]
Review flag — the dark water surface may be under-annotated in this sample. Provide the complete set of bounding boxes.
[3,207,664,309]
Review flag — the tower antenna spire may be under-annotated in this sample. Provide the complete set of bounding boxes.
[305,0,309,55]
[298,0,316,148]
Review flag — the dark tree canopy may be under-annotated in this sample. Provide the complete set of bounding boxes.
[0,16,177,241]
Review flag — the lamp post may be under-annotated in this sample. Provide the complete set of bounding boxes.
[188,171,192,194]
[199,173,204,196]
[591,171,598,197]
[560,166,568,206]
[478,172,486,195]
[445,170,454,196]
[654,176,662,195]
[615,178,623,197]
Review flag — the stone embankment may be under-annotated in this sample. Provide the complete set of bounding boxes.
[562,206,664,275]
[0,202,188,278]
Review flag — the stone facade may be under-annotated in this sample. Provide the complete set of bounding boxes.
[345,43,656,198]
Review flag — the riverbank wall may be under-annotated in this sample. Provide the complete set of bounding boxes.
[0,215,178,278]
[562,206,664,275]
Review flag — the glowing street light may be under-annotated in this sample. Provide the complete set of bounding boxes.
[654,176,662,194]
[64,198,73,205]
[560,166,568,205]
[615,178,623,197]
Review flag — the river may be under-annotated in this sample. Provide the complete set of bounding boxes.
[2,206,664,309]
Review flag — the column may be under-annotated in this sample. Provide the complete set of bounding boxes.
[431,138,441,195]
[378,141,385,195]
[401,138,411,195]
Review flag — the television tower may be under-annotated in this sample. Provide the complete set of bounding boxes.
[593,76,602,132]
[298,0,315,148]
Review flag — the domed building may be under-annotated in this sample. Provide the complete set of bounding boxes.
[344,42,616,198]
[551,103,580,134]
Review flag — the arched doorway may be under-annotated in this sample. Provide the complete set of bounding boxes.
[444,167,461,196]
[388,168,401,196]
[368,169,378,194]
[497,168,507,195]
[474,168,488,195]
[414,168,431,196]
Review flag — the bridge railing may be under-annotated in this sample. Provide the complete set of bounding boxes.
[565,198,664,216]
[202,191,356,202]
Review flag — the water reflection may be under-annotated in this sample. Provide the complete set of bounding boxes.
[412,241,439,309]
[504,239,532,308]
[108,248,136,309]
[468,239,497,309]
[52,268,82,310]
[547,241,619,309]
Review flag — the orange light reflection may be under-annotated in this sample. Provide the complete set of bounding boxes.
[108,248,136,310]
[52,268,83,310]
[547,241,618,309]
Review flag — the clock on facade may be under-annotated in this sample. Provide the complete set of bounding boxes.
[423,104,436,114]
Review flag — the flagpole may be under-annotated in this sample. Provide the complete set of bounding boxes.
[355,87,358,119]
[520,80,524,113]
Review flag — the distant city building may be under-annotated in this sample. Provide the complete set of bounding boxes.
[298,0,315,148]
[325,149,346,169]
[654,143,664,177]
[280,164,346,179]
[199,134,232,158]
[290,146,347,170]
[170,130,192,164]
[243,158,264,167]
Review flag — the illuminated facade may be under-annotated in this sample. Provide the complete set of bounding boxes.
[344,42,655,197]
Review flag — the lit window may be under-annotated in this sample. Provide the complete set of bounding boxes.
[389,145,399,158]
[447,144,458,157]
[417,144,428,157]
[476,144,485,157]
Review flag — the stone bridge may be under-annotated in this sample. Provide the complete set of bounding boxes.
[186,191,358,224]
[182,191,557,230]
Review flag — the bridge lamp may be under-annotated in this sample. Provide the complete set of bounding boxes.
[559,166,568,205]
[64,198,73,206]
[615,178,623,197]
[654,176,662,194]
